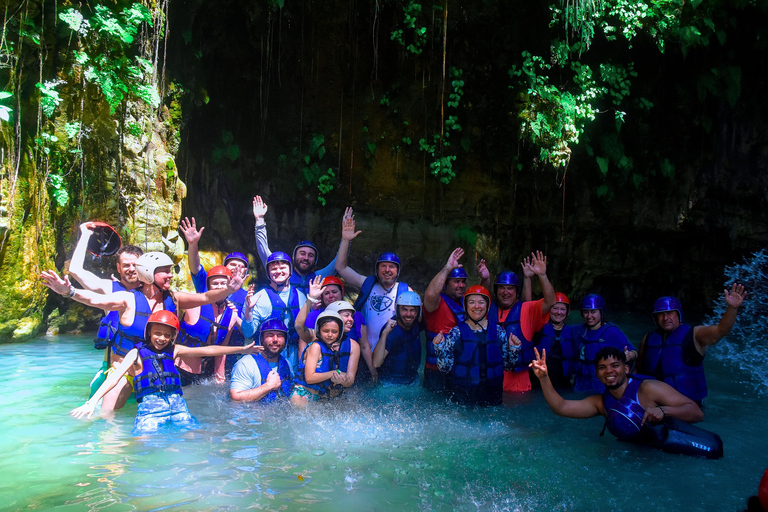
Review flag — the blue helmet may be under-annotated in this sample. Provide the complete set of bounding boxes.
[224,252,249,270]
[265,251,292,281]
[605,397,646,441]
[653,296,683,323]
[259,317,288,340]
[293,241,319,262]
[493,271,519,295]
[448,267,468,280]
[375,252,401,279]
[581,294,605,312]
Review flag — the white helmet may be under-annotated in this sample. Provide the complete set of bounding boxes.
[314,310,344,344]
[136,252,174,284]
[325,300,355,315]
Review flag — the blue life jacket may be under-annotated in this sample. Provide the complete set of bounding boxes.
[180,303,233,347]
[425,294,466,370]
[534,323,576,387]
[573,322,629,393]
[642,324,708,403]
[290,272,316,297]
[133,342,183,403]
[602,374,723,458]
[111,288,176,357]
[93,281,126,350]
[295,337,352,396]
[497,301,538,372]
[353,275,409,313]
[191,266,247,346]
[379,321,422,385]
[450,320,505,406]
[263,287,300,344]
[251,353,292,402]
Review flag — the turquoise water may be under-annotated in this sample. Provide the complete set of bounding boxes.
[1,317,766,511]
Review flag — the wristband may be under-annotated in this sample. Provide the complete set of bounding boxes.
[67,285,77,298]
[658,405,665,418]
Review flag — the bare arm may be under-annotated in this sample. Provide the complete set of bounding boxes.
[174,341,262,358]
[295,276,323,343]
[68,224,113,294]
[640,379,704,425]
[424,248,464,313]
[529,251,555,314]
[179,217,204,275]
[373,319,396,368]
[530,348,604,419]
[71,349,139,419]
[477,259,491,291]
[693,283,747,354]
[41,270,131,312]
[174,275,244,309]
[358,335,377,380]
[230,369,282,402]
[339,340,360,387]
[252,196,272,265]
[303,343,338,385]
[521,256,533,302]
[334,207,366,290]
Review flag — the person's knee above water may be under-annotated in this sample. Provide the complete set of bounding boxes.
[71,310,260,433]
[432,285,522,406]
[572,294,637,393]
[636,283,747,405]
[533,292,577,389]
[333,207,411,382]
[177,265,240,384]
[230,318,293,403]
[291,311,361,405]
[530,345,722,458]
[374,291,424,385]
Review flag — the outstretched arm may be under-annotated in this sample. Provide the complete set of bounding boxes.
[530,348,603,419]
[252,196,273,266]
[179,217,204,276]
[71,349,139,419]
[68,224,113,294]
[174,274,245,309]
[175,341,263,359]
[41,270,131,312]
[424,248,464,313]
[334,208,365,290]
[693,283,747,354]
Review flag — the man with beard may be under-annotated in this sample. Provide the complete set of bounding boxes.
[252,196,338,296]
[240,251,307,373]
[373,291,424,385]
[333,208,411,381]
[636,283,747,405]
[42,252,241,412]
[229,319,293,402]
[530,346,721,458]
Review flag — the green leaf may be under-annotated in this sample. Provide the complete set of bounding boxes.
[596,157,609,176]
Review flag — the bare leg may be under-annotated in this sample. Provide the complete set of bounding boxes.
[101,377,131,414]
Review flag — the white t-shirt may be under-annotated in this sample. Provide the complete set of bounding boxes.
[362,282,400,351]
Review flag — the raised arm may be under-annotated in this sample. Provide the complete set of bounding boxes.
[520,256,533,302]
[71,348,139,419]
[373,319,396,368]
[424,248,463,313]
[295,276,323,345]
[334,207,365,290]
[252,196,272,266]
[68,223,113,294]
[530,348,603,419]
[528,251,555,314]
[41,270,131,312]
[477,259,491,291]
[693,283,747,354]
[179,217,204,276]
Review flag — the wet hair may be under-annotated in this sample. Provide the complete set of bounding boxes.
[116,245,143,258]
[593,346,626,367]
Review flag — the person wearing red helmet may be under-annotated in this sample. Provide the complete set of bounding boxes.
[252,195,339,296]
[177,266,242,385]
[43,252,242,414]
[432,286,523,406]
[489,251,556,393]
[422,248,472,392]
[333,208,412,381]
[636,283,747,405]
[71,310,260,433]
[532,292,576,389]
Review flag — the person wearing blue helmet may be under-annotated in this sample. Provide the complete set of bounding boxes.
[229,318,293,403]
[240,250,307,374]
[488,251,556,393]
[252,195,339,296]
[422,248,470,391]
[179,217,249,350]
[636,283,747,405]
[374,291,424,385]
[333,207,412,381]
[530,346,722,458]
[572,293,636,393]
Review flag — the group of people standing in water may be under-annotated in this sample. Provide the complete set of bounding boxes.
[41,199,746,457]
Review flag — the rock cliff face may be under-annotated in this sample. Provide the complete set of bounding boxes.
[2,0,767,339]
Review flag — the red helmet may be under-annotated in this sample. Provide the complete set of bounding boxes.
[321,275,345,296]
[207,265,233,285]
[144,310,180,340]
[463,285,491,304]
[555,292,570,305]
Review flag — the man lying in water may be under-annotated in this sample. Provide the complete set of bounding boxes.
[530,345,723,458]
